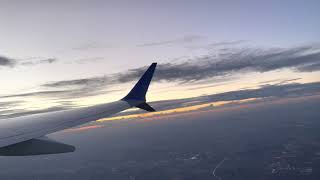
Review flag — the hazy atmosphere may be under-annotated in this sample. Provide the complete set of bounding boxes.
[1,0,319,116]
[0,0,319,179]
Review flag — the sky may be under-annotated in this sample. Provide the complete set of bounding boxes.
[0,0,319,117]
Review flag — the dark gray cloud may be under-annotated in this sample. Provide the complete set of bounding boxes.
[258,78,302,86]
[137,35,204,47]
[43,76,109,88]
[0,56,16,67]
[296,61,320,72]
[186,82,230,91]
[201,82,320,103]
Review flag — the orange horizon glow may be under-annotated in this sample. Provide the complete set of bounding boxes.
[63,95,320,133]
[96,98,259,123]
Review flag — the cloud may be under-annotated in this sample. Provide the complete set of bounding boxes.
[20,58,57,66]
[257,78,302,86]
[137,35,204,47]
[207,40,247,47]
[296,61,320,72]
[43,76,110,88]
[42,58,56,64]
[0,100,24,110]
[0,55,57,68]
[40,44,320,100]
[118,45,320,83]
[201,82,320,103]
[0,56,16,67]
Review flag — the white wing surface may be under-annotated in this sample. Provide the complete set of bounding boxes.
[0,63,157,155]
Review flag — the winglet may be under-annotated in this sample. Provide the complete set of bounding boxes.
[122,63,157,111]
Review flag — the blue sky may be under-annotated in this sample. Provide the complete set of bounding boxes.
[0,0,319,116]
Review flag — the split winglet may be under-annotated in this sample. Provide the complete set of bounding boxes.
[122,63,157,112]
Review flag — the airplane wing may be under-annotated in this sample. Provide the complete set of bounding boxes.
[0,63,157,155]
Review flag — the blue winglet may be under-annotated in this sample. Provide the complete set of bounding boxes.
[122,63,157,102]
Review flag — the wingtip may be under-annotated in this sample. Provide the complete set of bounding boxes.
[122,62,157,102]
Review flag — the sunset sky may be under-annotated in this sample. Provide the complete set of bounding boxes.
[0,0,319,117]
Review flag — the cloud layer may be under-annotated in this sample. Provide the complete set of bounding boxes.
[1,43,319,117]
[43,45,320,89]
[2,81,319,119]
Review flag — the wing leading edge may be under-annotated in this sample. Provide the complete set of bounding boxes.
[0,63,157,155]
